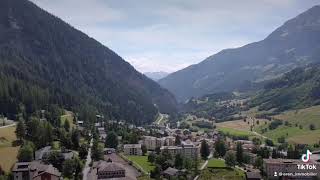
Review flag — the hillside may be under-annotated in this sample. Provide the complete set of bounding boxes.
[159,5,320,102]
[144,71,169,81]
[251,65,320,112]
[0,0,177,125]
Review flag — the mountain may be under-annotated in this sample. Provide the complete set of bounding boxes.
[159,5,320,102]
[144,71,169,81]
[250,64,320,112]
[0,0,177,125]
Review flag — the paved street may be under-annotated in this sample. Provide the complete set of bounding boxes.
[82,138,93,180]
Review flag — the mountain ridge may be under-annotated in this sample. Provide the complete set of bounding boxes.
[159,5,320,102]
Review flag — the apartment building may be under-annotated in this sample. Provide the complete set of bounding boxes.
[123,144,142,155]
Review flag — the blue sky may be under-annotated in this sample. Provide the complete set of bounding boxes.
[30,0,319,73]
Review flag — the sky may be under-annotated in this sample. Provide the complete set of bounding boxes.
[30,0,320,73]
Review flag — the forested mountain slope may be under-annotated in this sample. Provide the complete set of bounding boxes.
[159,5,320,102]
[0,0,177,124]
[251,64,320,112]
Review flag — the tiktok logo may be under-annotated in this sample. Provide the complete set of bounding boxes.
[301,149,312,163]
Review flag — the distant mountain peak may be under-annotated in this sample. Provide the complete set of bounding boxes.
[144,71,169,81]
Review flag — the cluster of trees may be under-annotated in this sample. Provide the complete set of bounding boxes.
[148,151,198,179]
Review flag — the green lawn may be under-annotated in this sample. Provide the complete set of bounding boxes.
[200,168,245,180]
[207,159,226,168]
[126,155,155,173]
[217,127,254,137]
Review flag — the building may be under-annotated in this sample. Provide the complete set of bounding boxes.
[142,136,175,150]
[12,161,61,180]
[164,136,175,146]
[181,140,200,158]
[264,159,320,179]
[89,161,125,179]
[123,144,142,155]
[160,140,199,159]
[311,150,320,162]
[245,171,262,180]
[162,167,186,179]
[142,136,157,150]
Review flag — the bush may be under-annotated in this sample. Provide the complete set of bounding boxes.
[309,124,316,130]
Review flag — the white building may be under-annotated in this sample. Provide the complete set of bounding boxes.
[160,140,199,159]
[123,144,142,156]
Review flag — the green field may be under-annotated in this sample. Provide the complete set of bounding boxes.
[200,168,245,180]
[0,125,20,172]
[274,105,320,129]
[217,127,254,137]
[126,155,155,173]
[255,106,320,144]
[207,159,226,168]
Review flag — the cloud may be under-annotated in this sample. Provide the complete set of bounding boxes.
[30,0,320,73]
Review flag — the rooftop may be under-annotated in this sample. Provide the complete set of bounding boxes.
[123,144,141,148]
[93,161,125,172]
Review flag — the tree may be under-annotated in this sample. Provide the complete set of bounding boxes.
[43,151,65,171]
[64,120,70,132]
[79,144,88,159]
[236,142,243,165]
[71,128,80,150]
[254,157,263,171]
[175,135,181,146]
[92,140,103,161]
[183,158,193,170]
[272,149,279,159]
[214,139,226,157]
[141,145,147,156]
[62,159,75,178]
[17,144,33,162]
[309,124,316,130]
[174,154,184,169]
[155,147,161,155]
[105,131,118,149]
[225,151,236,167]
[148,152,156,163]
[15,119,26,141]
[150,165,161,179]
[200,140,210,160]
[265,139,274,146]
[45,122,54,145]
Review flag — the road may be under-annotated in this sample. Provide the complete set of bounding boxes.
[82,138,93,180]
[156,113,165,125]
[194,153,213,180]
